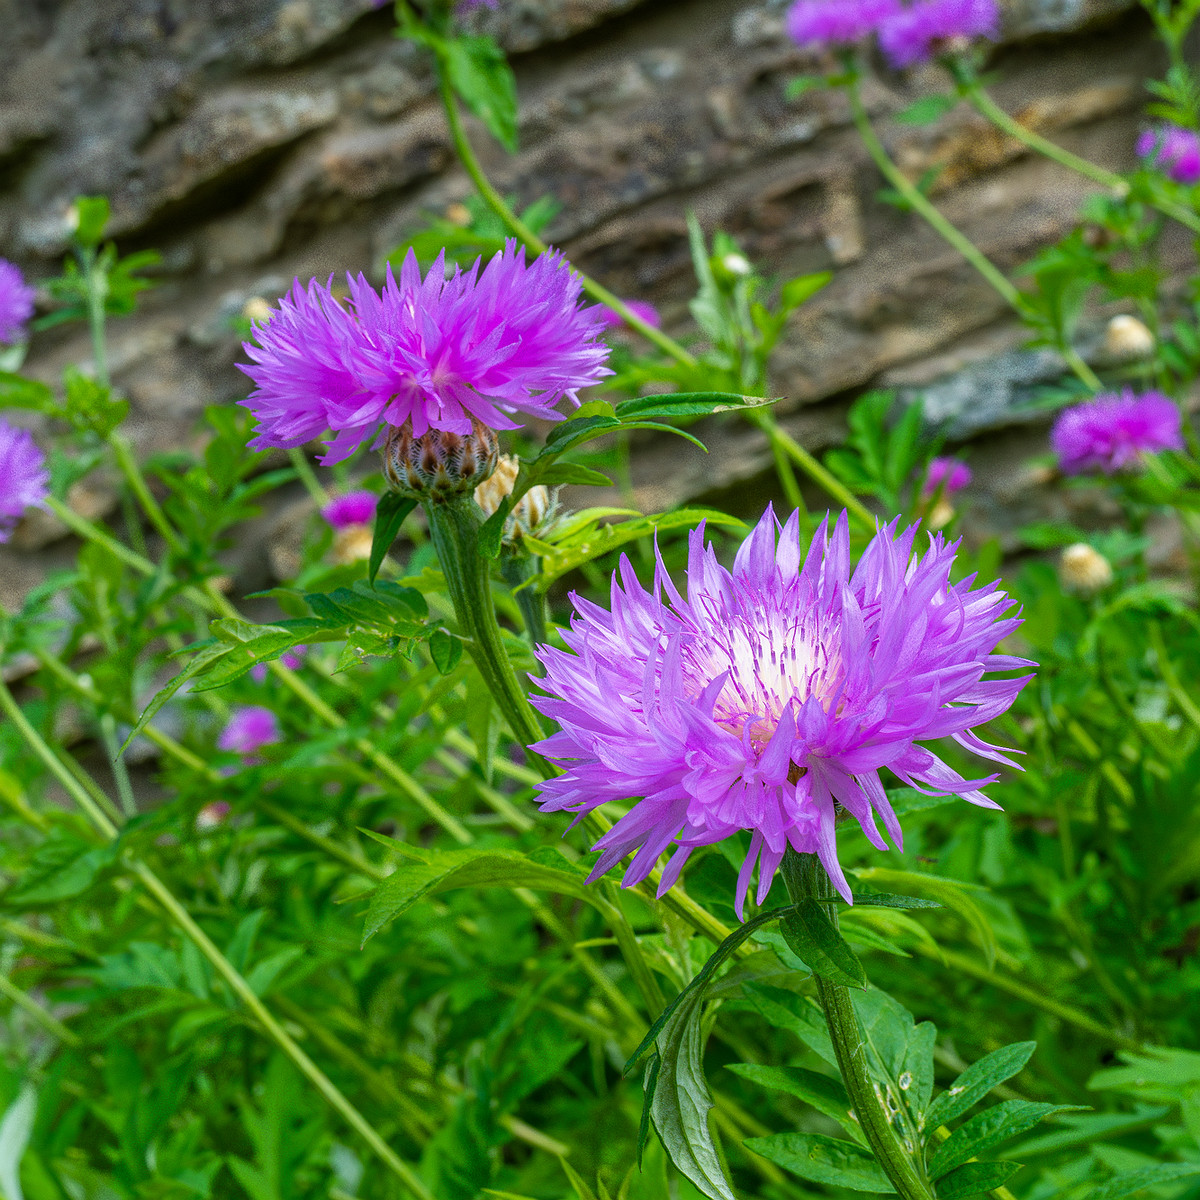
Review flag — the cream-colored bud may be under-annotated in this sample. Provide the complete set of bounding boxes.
[445,202,472,227]
[331,524,373,565]
[722,252,752,277]
[1102,314,1155,361]
[926,498,955,530]
[514,484,551,534]
[243,296,274,324]
[474,454,520,518]
[1059,543,1113,594]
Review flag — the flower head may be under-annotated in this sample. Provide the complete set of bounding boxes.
[0,419,50,543]
[0,259,35,345]
[218,706,282,757]
[921,456,972,497]
[250,646,307,684]
[531,507,1032,914]
[1059,544,1113,595]
[239,242,611,464]
[1137,124,1200,185]
[786,0,900,50]
[598,299,661,331]
[322,490,378,530]
[878,0,1000,68]
[1051,389,1183,475]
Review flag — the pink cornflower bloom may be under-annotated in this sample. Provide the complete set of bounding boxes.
[879,0,1000,68]
[218,706,282,758]
[921,456,972,497]
[321,490,378,530]
[1051,389,1184,475]
[786,0,901,49]
[1137,125,1200,185]
[250,646,307,684]
[531,507,1032,915]
[598,299,661,331]
[0,420,50,543]
[238,242,610,464]
[0,259,35,344]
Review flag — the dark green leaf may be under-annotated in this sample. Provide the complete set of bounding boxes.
[934,1161,1022,1198]
[1087,1164,1200,1200]
[928,1102,1085,1180]
[614,392,768,421]
[780,899,867,988]
[925,1042,1036,1130]
[849,893,942,910]
[478,498,511,559]
[370,494,416,585]
[726,1065,860,1141]
[429,628,463,675]
[121,641,234,751]
[6,831,117,905]
[745,1133,895,1192]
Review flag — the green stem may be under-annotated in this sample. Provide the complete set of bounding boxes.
[847,79,1023,313]
[0,674,435,1200]
[289,448,331,506]
[781,850,936,1200]
[424,495,545,749]
[0,971,82,1046]
[84,249,110,389]
[107,431,184,554]
[962,81,1200,237]
[500,549,549,646]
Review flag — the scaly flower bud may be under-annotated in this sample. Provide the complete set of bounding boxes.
[1059,543,1113,594]
[383,420,499,499]
[473,453,555,539]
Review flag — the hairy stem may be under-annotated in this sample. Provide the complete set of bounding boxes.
[781,850,936,1200]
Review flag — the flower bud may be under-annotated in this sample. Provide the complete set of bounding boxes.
[331,524,374,565]
[243,296,274,324]
[473,453,554,539]
[1059,543,1113,594]
[1102,314,1155,361]
[926,498,955,530]
[382,420,499,499]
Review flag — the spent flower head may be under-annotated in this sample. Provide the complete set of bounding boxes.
[531,507,1032,913]
[1137,124,1200,185]
[0,259,35,345]
[786,0,900,50]
[239,242,611,464]
[0,419,50,543]
[878,0,1000,68]
[1051,389,1183,475]
[321,490,379,530]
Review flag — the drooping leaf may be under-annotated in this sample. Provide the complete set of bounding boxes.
[780,898,867,988]
[370,493,417,585]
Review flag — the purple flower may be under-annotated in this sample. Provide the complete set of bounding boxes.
[531,507,1032,914]
[879,0,1000,68]
[0,259,35,345]
[0,419,50,543]
[1137,125,1200,185]
[1051,389,1183,475]
[239,242,611,464]
[218,705,282,757]
[250,646,307,684]
[922,456,972,497]
[321,490,379,529]
[598,299,661,331]
[786,0,900,49]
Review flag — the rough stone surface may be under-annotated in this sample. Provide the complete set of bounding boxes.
[0,0,1190,591]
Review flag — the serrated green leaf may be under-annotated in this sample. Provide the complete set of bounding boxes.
[925,1042,1036,1130]
[928,1102,1085,1180]
[780,898,867,988]
[745,1133,895,1192]
[934,1160,1022,1198]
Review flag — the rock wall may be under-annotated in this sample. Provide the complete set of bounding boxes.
[0,0,1186,606]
